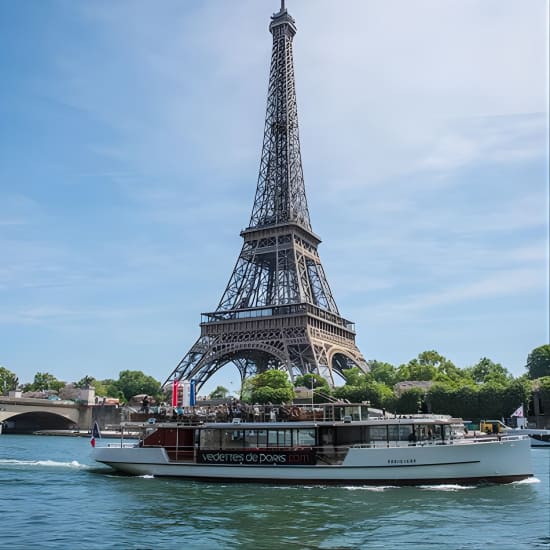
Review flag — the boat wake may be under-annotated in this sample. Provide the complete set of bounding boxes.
[512,477,540,485]
[344,485,399,492]
[0,459,89,470]
[419,484,476,491]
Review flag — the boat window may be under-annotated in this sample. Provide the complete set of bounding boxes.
[319,427,334,446]
[387,425,399,441]
[221,429,244,449]
[295,429,316,446]
[417,425,431,441]
[257,429,268,447]
[399,425,414,441]
[342,406,362,421]
[267,429,292,447]
[336,426,363,445]
[368,426,387,442]
[243,430,258,448]
[199,429,220,449]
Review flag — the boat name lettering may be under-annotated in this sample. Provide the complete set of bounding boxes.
[387,458,417,464]
[199,451,290,465]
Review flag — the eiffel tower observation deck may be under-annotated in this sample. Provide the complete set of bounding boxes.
[165,1,367,391]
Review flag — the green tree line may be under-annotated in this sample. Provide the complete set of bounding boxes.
[242,346,550,421]
[0,368,162,403]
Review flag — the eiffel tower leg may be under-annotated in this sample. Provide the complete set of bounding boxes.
[163,337,205,388]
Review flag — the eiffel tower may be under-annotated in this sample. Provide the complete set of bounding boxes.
[165,1,367,391]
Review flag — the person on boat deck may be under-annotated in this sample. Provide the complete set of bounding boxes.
[408,431,417,445]
[141,396,149,413]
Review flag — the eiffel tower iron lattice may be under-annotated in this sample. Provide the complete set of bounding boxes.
[164,2,367,391]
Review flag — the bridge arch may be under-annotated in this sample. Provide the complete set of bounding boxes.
[0,410,79,434]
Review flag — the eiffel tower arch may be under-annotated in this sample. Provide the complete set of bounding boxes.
[165,2,367,391]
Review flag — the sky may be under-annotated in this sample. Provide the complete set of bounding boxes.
[1,0,548,395]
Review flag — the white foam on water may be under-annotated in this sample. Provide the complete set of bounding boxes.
[512,477,540,485]
[0,458,89,469]
[419,484,476,491]
[344,485,399,492]
[138,474,155,479]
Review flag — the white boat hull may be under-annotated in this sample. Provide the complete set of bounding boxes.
[93,437,532,484]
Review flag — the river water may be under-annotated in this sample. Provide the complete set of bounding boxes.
[0,435,548,549]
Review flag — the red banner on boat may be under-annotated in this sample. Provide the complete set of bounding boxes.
[171,379,179,407]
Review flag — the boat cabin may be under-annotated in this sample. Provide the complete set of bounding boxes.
[134,404,458,466]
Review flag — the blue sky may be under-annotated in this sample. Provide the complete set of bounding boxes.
[1,0,548,395]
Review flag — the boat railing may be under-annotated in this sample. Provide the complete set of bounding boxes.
[445,434,529,445]
[128,402,375,425]
[350,440,449,449]
[350,434,529,449]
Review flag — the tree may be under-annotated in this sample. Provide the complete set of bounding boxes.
[341,367,369,386]
[478,383,506,419]
[101,378,120,398]
[465,357,512,386]
[294,373,330,390]
[252,386,295,404]
[534,376,550,416]
[526,345,550,379]
[426,382,456,414]
[397,351,449,382]
[501,378,531,418]
[394,388,426,414]
[27,372,64,393]
[294,373,331,403]
[114,370,161,401]
[368,361,397,387]
[0,366,18,394]
[397,361,436,382]
[76,375,95,388]
[209,385,229,399]
[333,384,367,404]
[239,378,253,402]
[248,370,295,404]
[333,378,391,409]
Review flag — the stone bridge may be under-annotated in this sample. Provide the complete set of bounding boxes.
[0,396,93,434]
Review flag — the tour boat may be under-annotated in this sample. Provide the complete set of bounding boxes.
[507,428,550,447]
[479,419,550,448]
[92,404,533,485]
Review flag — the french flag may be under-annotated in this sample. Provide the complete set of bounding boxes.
[90,421,101,447]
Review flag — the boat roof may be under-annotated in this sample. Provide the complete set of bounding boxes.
[122,417,457,430]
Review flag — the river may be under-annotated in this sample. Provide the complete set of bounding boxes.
[0,435,548,549]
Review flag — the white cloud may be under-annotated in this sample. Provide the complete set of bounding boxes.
[418,114,547,173]
[295,0,548,187]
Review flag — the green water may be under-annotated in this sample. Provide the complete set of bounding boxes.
[0,435,548,549]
